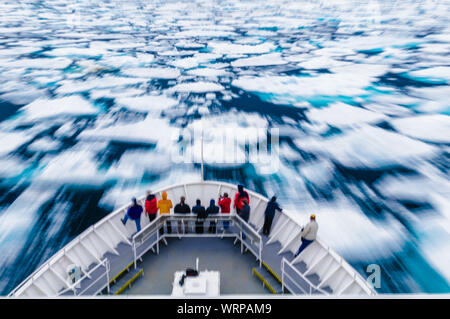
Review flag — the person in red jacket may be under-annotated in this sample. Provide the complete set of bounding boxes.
[218,192,231,230]
[234,184,249,215]
[145,190,158,223]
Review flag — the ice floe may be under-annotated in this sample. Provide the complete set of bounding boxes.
[231,53,287,67]
[295,125,438,168]
[115,94,178,113]
[21,95,98,120]
[0,157,28,178]
[78,115,178,147]
[187,68,228,77]
[27,137,61,152]
[0,86,47,105]
[170,81,225,93]
[232,62,387,104]
[306,102,387,128]
[179,112,269,166]
[297,56,351,69]
[391,114,450,144]
[0,131,32,156]
[408,86,450,114]
[4,57,72,70]
[208,41,275,55]
[287,201,407,259]
[408,66,450,82]
[99,54,154,67]
[169,57,199,69]
[55,76,148,94]
[46,47,107,57]
[35,148,115,184]
[121,67,181,79]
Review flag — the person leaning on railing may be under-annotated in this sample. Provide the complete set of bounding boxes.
[234,184,249,215]
[157,191,173,235]
[262,196,282,236]
[294,214,318,258]
[145,190,158,223]
[206,199,220,233]
[239,199,250,240]
[192,199,207,234]
[218,192,231,231]
[174,196,191,233]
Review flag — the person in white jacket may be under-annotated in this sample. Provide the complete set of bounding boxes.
[294,214,318,257]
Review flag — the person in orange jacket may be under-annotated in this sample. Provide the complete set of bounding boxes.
[158,191,173,234]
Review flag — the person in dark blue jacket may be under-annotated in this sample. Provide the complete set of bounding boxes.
[263,196,282,236]
[174,196,191,234]
[192,199,206,234]
[206,199,220,233]
[121,197,143,232]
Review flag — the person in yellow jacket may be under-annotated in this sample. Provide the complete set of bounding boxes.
[158,191,173,234]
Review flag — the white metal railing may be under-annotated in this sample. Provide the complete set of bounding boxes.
[58,258,110,296]
[232,214,263,268]
[281,257,329,295]
[131,213,263,270]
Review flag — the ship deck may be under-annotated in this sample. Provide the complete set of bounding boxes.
[125,236,269,295]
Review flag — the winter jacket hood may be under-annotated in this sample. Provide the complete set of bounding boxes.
[157,191,172,214]
[206,200,219,215]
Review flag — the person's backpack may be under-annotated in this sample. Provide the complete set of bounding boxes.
[186,268,198,277]
[179,268,199,286]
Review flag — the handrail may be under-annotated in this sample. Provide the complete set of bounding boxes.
[233,213,263,267]
[59,258,110,296]
[131,213,263,270]
[314,239,375,295]
[281,257,330,295]
[78,259,110,296]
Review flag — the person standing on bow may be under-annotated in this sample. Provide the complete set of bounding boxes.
[157,191,173,235]
[234,184,249,216]
[121,197,143,233]
[145,190,158,224]
[294,214,318,257]
[174,196,191,234]
[262,196,282,236]
[239,199,251,240]
[206,199,220,233]
[218,192,231,230]
[192,199,207,234]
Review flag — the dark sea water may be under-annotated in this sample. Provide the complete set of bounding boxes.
[0,0,449,295]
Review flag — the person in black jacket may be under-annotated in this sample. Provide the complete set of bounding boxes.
[206,199,219,233]
[240,199,250,222]
[174,196,191,234]
[192,199,206,234]
[263,196,282,236]
[239,199,250,239]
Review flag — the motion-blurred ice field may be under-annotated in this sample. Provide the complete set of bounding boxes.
[0,0,449,294]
